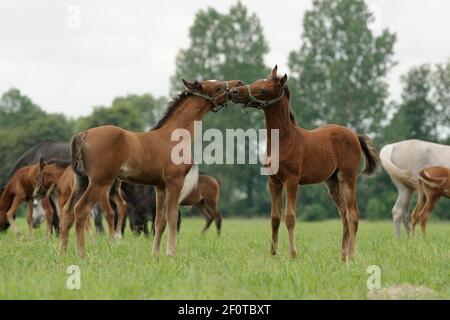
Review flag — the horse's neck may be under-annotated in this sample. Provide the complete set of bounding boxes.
[161,97,211,137]
[53,167,65,182]
[263,97,296,143]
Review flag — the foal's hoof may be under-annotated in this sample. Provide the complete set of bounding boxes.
[114,233,122,241]
[289,251,298,259]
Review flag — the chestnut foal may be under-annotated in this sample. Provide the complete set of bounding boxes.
[411,167,450,235]
[181,172,222,235]
[33,161,122,247]
[230,66,379,261]
[0,161,61,236]
[68,79,243,257]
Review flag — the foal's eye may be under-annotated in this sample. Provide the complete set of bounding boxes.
[261,89,268,94]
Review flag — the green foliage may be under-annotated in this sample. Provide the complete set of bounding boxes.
[76,94,166,131]
[288,0,396,134]
[385,61,450,143]
[0,88,74,183]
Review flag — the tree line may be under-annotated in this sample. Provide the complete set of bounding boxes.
[1,0,449,220]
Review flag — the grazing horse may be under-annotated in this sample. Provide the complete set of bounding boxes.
[67,79,243,257]
[229,66,379,261]
[410,167,450,235]
[124,183,181,236]
[179,172,222,235]
[128,171,221,236]
[0,161,61,236]
[0,140,68,233]
[380,140,450,238]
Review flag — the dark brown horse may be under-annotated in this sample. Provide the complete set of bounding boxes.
[229,66,379,261]
[67,79,243,257]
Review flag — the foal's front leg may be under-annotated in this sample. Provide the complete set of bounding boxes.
[41,197,54,237]
[268,177,283,256]
[151,187,166,256]
[165,178,183,257]
[285,178,299,258]
[26,200,34,235]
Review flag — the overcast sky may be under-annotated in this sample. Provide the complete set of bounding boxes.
[1,0,450,117]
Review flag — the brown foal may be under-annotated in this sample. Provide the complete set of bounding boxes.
[68,79,243,257]
[411,166,450,236]
[230,66,379,261]
[181,173,222,235]
[0,161,57,236]
[33,161,118,245]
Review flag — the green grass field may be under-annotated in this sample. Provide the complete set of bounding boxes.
[0,218,449,299]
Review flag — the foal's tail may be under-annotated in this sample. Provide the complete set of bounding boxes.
[67,132,89,210]
[358,134,380,176]
[70,132,88,177]
[418,170,447,189]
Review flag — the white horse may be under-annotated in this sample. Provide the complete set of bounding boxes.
[380,139,450,238]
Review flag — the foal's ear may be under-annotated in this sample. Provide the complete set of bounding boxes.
[271,65,278,78]
[182,79,202,91]
[279,74,288,87]
[39,158,45,168]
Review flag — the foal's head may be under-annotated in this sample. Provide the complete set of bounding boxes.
[182,79,244,111]
[229,66,288,109]
[32,158,69,200]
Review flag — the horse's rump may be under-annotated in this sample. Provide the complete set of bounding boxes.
[419,169,448,189]
[70,133,88,177]
[380,144,418,188]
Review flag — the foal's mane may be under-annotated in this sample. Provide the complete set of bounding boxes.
[45,159,71,169]
[151,91,194,130]
[276,83,296,125]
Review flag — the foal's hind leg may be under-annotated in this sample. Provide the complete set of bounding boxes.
[112,183,128,240]
[59,194,74,253]
[6,196,24,237]
[74,183,110,257]
[284,178,299,259]
[338,172,359,261]
[101,194,116,239]
[411,186,425,237]
[199,203,214,234]
[418,192,438,236]
[326,175,349,261]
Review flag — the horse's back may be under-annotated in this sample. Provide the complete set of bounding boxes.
[390,140,450,176]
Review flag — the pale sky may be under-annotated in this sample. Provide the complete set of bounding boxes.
[1,0,450,117]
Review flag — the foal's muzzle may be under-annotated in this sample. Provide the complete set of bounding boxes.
[229,88,239,98]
